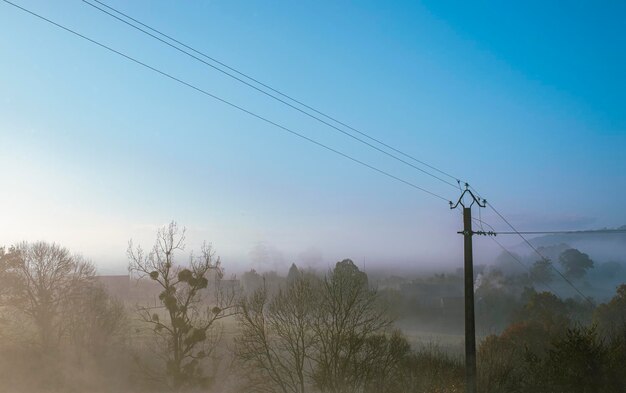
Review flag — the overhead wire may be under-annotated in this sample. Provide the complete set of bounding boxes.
[90,0,599,305]
[488,230,626,235]
[2,0,603,304]
[81,0,462,189]
[0,0,452,203]
[92,0,595,266]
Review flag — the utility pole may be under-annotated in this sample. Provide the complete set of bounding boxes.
[450,184,486,393]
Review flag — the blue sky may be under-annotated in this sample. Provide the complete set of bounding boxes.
[1,0,624,274]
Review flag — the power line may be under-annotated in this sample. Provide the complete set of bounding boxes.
[470,213,626,235]
[81,0,462,189]
[2,0,602,306]
[68,2,624,243]
[488,230,626,235]
[1,0,452,203]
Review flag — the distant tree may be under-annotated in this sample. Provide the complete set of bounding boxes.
[0,242,96,350]
[128,222,236,391]
[530,259,554,284]
[558,249,594,280]
[286,263,300,284]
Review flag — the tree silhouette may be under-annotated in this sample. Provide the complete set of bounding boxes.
[287,263,300,284]
[0,242,96,350]
[236,259,401,393]
[128,222,236,391]
[312,259,391,393]
[558,249,594,280]
[236,272,317,393]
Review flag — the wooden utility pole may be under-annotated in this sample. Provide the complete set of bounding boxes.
[450,185,485,393]
[462,206,477,393]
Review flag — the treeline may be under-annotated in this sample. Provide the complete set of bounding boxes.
[378,246,623,335]
[0,222,625,392]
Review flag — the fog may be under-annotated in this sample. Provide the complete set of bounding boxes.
[0,215,470,276]
[1,222,625,392]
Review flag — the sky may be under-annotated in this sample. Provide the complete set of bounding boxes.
[1,0,625,274]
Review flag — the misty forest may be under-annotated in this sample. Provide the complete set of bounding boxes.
[0,222,625,392]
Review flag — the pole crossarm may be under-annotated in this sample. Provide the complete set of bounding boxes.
[449,183,486,210]
[457,230,497,236]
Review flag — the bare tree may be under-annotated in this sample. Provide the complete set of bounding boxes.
[236,272,317,393]
[0,242,96,350]
[128,221,236,391]
[236,260,396,393]
[311,259,391,393]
